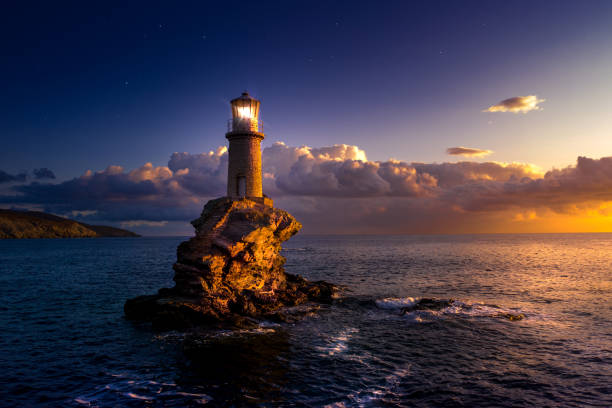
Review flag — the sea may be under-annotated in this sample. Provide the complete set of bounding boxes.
[0,234,610,407]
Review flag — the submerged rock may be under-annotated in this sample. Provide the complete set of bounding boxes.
[495,312,525,321]
[125,197,336,329]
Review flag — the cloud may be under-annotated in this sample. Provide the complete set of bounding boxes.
[484,95,545,113]
[265,142,539,197]
[445,156,612,213]
[71,210,98,218]
[4,163,203,223]
[1,168,56,183]
[168,147,227,195]
[264,142,436,197]
[411,161,541,188]
[0,170,27,184]
[33,168,56,180]
[446,147,493,157]
[3,142,612,233]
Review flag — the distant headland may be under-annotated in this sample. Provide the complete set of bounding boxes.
[0,209,140,239]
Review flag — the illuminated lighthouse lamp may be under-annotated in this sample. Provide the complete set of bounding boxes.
[229,91,262,133]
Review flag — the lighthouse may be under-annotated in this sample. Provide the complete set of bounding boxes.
[226,92,271,205]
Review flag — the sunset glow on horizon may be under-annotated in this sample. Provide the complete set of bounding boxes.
[2,1,612,235]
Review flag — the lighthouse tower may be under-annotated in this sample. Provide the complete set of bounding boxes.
[226,92,269,203]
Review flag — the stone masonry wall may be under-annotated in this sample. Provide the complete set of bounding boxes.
[226,133,264,198]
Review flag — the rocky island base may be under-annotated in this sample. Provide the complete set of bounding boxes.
[125,197,336,330]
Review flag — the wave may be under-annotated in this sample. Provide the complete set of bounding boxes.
[323,365,411,407]
[316,327,359,356]
[375,297,417,309]
[125,392,151,401]
[73,374,212,406]
[375,297,527,322]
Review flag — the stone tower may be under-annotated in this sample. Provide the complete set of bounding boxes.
[226,92,265,199]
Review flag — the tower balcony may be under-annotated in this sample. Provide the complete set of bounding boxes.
[227,117,264,134]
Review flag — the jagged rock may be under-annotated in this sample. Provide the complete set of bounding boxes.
[125,197,336,329]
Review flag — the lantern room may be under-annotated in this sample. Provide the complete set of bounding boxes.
[229,91,261,133]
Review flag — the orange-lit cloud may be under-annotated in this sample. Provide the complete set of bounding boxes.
[446,146,493,157]
[484,95,545,113]
[445,156,612,213]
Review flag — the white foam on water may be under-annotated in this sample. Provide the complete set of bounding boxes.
[375,297,417,309]
[76,373,212,406]
[316,327,359,356]
[439,301,527,320]
[374,297,542,325]
[403,299,531,323]
[342,365,411,407]
[402,312,427,323]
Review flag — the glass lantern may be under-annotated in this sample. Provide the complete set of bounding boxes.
[230,92,260,132]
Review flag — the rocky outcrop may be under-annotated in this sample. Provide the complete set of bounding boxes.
[125,197,336,329]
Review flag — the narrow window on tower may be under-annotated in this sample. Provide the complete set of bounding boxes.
[237,176,246,197]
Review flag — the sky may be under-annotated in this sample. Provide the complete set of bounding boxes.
[1,1,612,235]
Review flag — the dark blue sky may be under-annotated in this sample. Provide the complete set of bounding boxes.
[2,1,612,179]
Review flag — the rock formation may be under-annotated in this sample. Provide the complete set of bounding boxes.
[125,197,336,329]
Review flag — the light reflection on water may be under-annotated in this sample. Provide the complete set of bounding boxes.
[0,234,610,407]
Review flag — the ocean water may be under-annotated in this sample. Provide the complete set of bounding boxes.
[0,234,610,407]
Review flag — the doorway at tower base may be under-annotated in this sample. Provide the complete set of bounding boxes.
[124,197,336,330]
